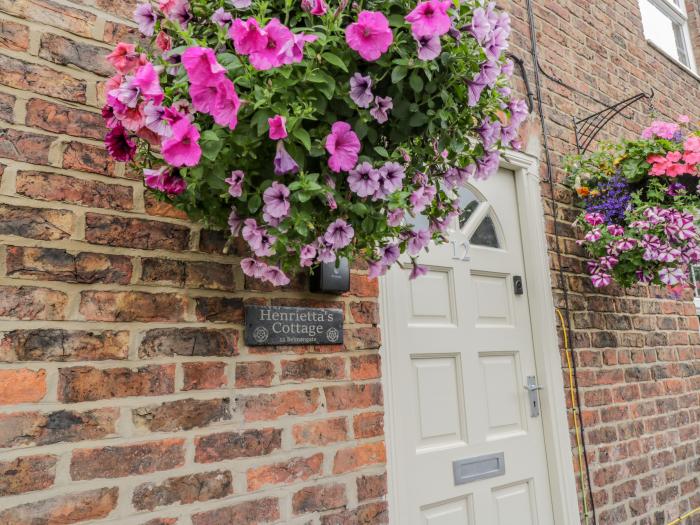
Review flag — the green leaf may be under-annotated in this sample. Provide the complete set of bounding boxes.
[321,52,348,72]
[374,146,389,158]
[409,112,429,127]
[248,194,261,213]
[351,202,369,216]
[388,13,405,27]
[391,66,407,83]
[409,72,424,93]
[200,131,223,161]
[293,127,312,151]
[361,216,374,233]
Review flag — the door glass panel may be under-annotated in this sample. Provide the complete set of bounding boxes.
[458,187,481,228]
[470,215,500,248]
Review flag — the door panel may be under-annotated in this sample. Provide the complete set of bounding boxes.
[384,169,555,524]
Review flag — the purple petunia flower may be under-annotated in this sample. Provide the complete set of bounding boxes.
[477,118,501,149]
[317,240,337,263]
[134,3,157,36]
[408,229,430,255]
[274,141,299,175]
[300,244,317,267]
[264,265,291,286]
[143,102,171,137]
[370,96,393,124]
[348,162,381,197]
[349,73,373,108]
[324,219,355,249]
[475,149,500,180]
[105,125,136,161]
[409,263,428,280]
[374,161,405,199]
[225,170,245,197]
[468,7,491,44]
[228,0,252,9]
[387,208,404,227]
[212,7,233,26]
[228,208,243,236]
[415,34,441,60]
[263,181,291,219]
[380,243,400,266]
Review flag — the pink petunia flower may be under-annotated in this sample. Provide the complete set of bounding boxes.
[229,18,268,55]
[325,121,360,172]
[162,119,201,167]
[144,167,187,194]
[659,267,685,286]
[156,31,172,52]
[268,115,288,140]
[133,62,164,104]
[584,212,604,226]
[405,0,452,38]
[249,19,294,70]
[116,105,145,131]
[106,42,142,74]
[310,0,328,15]
[225,170,245,197]
[281,32,317,64]
[584,228,602,243]
[345,11,393,61]
[182,47,226,85]
[590,272,612,288]
[641,121,679,140]
[105,125,136,161]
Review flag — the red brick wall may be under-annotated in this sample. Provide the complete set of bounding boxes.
[0,1,386,523]
[507,0,700,523]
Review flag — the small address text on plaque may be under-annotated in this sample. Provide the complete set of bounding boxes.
[245,306,344,346]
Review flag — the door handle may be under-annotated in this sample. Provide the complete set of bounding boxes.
[523,376,543,417]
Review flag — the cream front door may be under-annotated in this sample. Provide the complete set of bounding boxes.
[383,168,556,525]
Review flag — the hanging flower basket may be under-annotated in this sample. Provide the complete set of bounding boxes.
[565,118,700,292]
[104,0,524,285]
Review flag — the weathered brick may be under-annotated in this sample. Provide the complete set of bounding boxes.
[62,141,116,176]
[348,274,379,297]
[133,398,231,432]
[141,257,186,286]
[80,290,187,322]
[0,203,74,240]
[247,453,323,491]
[0,285,67,320]
[70,438,185,480]
[293,483,347,515]
[236,360,275,388]
[325,383,383,411]
[0,368,46,404]
[195,296,245,323]
[183,362,228,391]
[16,170,133,210]
[142,519,178,525]
[0,20,29,51]
[0,93,14,122]
[144,192,189,219]
[139,328,239,357]
[281,357,346,382]
[0,0,96,37]
[333,442,386,474]
[350,354,381,380]
[71,0,137,19]
[0,454,57,496]
[25,99,106,140]
[0,55,86,102]
[0,487,119,524]
[133,470,233,511]
[85,213,191,250]
[6,246,132,284]
[194,427,282,463]
[357,473,387,501]
[0,329,129,361]
[237,389,321,422]
[191,497,280,525]
[349,301,380,324]
[344,327,381,350]
[353,411,384,438]
[39,33,112,76]
[321,501,389,525]
[293,417,348,446]
[0,408,118,448]
[187,261,237,290]
[58,364,175,403]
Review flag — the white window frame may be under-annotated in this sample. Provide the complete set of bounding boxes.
[639,0,698,74]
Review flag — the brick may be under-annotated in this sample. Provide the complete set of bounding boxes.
[321,501,389,525]
[0,454,57,496]
[236,360,275,388]
[133,398,231,432]
[325,383,383,411]
[62,141,116,176]
[238,389,321,422]
[71,0,137,19]
[195,296,245,323]
[133,470,233,511]
[191,497,280,525]
[145,192,189,219]
[186,261,236,290]
[0,487,119,524]
[58,364,175,403]
[350,354,381,380]
[348,274,379,297]
[350,301,379,324]
[0,93,14,122]
[293,417,348,446]
[183,362,228,391]
[357,473,387,501]
[0,203,74,240]
[141,258,186,286]
[39,33,112,76]
[0,0,96,37]
[25,99,106,140]
[353,412,384,438]
[0,20,29,51]
[292,483,347,514]
[0,285,67,320]
[0,368,46,404]
[0,55,86,102]
[281,356,346,382]
[17,171,133,210]
[0,329,129,361]
[194,427,282,463]
[85,213,191,250]
[247,453,323,491]
[103,20,143,45]
[143,519,178,525]
[344,327,381,350]
[333,442,386,474]
[139,328,239,357]
[0,408,118,448]
[80,290,187,322]
[70,438,185,480]
[6,246,132,284]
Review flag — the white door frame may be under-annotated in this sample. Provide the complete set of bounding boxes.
[379,149,581,524]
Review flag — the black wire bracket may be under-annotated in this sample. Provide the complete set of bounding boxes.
[573,90,655,154]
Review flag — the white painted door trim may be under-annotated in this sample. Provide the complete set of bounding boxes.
[379,149,580,525]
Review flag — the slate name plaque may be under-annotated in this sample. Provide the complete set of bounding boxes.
[245,306,344,346]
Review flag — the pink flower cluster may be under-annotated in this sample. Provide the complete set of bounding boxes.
[647,135,700,177]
